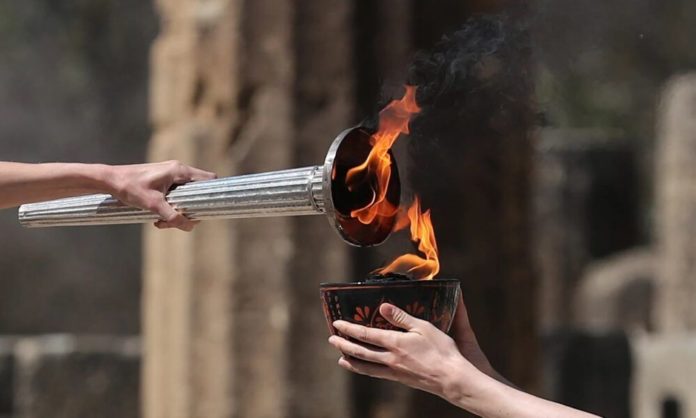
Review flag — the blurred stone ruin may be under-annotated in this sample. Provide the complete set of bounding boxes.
[539,75,696,418]
[2,1,696,418]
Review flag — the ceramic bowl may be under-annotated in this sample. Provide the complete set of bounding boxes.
[320,279,460,335]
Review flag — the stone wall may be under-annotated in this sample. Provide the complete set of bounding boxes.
[0,336,139,418]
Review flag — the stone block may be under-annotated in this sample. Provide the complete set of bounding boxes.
[13,335,140,418]
[632,335,696,418]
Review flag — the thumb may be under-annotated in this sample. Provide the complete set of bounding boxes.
[379,303,420,331]
[153,198,187,228]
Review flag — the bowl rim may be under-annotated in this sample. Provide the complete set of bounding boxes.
[319,278,460,288]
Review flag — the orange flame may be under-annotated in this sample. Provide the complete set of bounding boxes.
[377,197,440,280]
[346,86,420,224]
[344,86,438,280]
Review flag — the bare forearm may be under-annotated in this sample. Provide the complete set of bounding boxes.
[0,162,114,209]
[447,361,600,418]
[329,306,600,418]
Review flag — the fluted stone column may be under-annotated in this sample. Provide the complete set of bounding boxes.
[144,0,294,417]
[287,1,354,418]
[145,0,355,417]
[144,1,239,417]
[656,74,696,332]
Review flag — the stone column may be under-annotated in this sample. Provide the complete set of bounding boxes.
[144,1,238,417]
[632,335,696,418]
[145,0,358,416]
[144,0,294,417]
[227,1,296,417]
[655,74,696,331]
[534,129,641,331]
[286,1,354,418]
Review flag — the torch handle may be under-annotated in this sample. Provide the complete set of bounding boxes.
[18,166,326,227]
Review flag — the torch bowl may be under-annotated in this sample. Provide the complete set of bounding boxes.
[320,279,460,335]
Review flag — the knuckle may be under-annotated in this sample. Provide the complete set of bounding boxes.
[145,198,161,212]
[388,357,403,371]
[165,160,183,174]
[342,324,357,338]
[352,345,364,358]
[349,345,366,359]
[394,352,411,368]
[388,335,401,350]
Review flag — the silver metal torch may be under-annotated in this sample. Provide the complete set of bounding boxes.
[18,126,401,247]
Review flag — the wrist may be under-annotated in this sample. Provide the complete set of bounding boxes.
[442,356,492,411]
[79,163,116,194]
[444,359,522,418]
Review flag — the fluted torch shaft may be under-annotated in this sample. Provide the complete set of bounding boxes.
[19,166,325,227]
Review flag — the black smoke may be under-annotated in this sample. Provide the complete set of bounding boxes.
[364,14,536,202]
[407,14,534,140]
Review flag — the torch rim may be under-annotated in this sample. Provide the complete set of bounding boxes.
[322,125,401,247]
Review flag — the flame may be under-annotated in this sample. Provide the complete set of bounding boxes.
[376,197,440,280]
[343,86,438,280]
[346,86,420,224]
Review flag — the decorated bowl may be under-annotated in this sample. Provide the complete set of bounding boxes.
[320,279,460,335]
